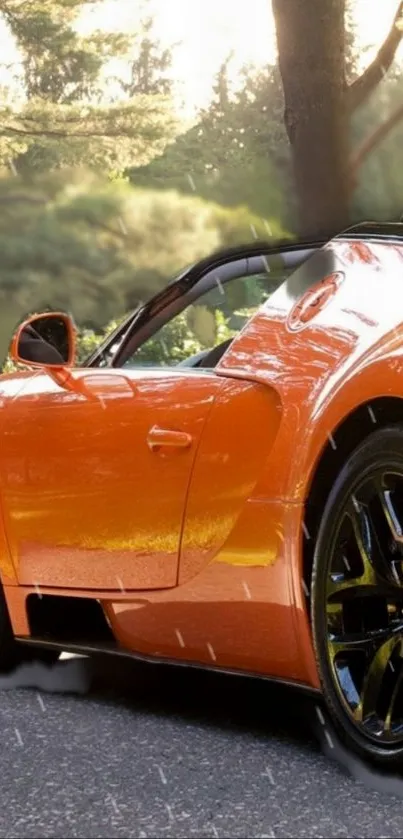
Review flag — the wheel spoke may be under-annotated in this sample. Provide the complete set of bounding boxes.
[327,502,376,597]
[355,491,400,587]
[377,483,403,585]
[328,624,402,660]
[379,486,403,542]
[327,496,401,600]
[385,662,403,733]
[327,569,376,599]
[355,635,401,724]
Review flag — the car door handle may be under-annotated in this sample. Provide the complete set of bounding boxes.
[147,425,193,451]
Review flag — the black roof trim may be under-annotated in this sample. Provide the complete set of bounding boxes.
[181,237,326,284]
[337,221,403,240]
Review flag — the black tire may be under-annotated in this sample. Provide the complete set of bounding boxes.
[312,425,403,768]
[0,584,58,673]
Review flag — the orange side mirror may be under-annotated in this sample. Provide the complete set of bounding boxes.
[10,311,76,369]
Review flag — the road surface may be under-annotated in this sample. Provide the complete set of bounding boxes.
[0,654,402,838]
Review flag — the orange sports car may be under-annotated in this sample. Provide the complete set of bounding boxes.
[1,221,403,767]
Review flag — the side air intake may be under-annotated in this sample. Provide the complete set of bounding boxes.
[26,594,116,645]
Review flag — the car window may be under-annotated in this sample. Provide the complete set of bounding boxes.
[122,266,292,369]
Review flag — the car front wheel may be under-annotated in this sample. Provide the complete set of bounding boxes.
[312,426,403,767]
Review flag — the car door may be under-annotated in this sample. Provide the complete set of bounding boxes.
[0,366,223,590]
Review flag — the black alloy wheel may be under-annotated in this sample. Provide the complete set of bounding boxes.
[312,426,403,766]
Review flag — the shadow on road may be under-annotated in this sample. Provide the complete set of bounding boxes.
[87,653,403,796]
[2,650,403,796]
[92,654,317,746]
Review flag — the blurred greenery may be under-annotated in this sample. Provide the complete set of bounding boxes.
[0,166,287,338]
[2,311,224,373]
[3,276,276,372]
[128,59,290,226]
[1,1,403,367]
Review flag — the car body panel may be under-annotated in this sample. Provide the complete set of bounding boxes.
[178,377,282,585]
[2,227,403,694]
[102,503,305,685]
[3,496,313,685]
[0,368,226,590]
[219,238,403,503]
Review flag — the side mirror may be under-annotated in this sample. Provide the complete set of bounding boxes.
[10,312,76,369]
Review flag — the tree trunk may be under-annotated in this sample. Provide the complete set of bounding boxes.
[272,0,350,239]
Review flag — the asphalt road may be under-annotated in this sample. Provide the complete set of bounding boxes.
[0,654,402,839]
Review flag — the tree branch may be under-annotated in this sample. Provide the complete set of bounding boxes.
[349,101,403,192]
[80,216,128,241]
[350,101,403,171]
[0,124,142,139]
[0,193,46,204]
[347,1,403,113]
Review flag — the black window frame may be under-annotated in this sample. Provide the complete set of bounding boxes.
[82,239,325,370]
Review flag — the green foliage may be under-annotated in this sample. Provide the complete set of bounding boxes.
[351,70,403,222]
[0,94,178,174]
[0,165,289,367]
[0,0,178,174]
[120,15,175,98]
[132,308,237,367]
[75,324,112,363]
[129,60,289,225]
[133,311,209,367]
[2,0,129,104]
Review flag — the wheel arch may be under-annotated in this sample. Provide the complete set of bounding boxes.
[301,396,403,613]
